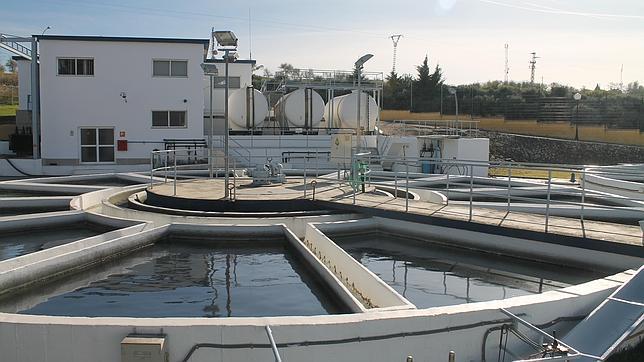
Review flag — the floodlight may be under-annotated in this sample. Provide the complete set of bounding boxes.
[448,88,457,95]
[200,63,219,75]
[573,93,582,101]
[355,54,374,68]
[213,31,238,47]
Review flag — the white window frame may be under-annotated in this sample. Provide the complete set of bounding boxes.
[152,59,189,78]
[57,57,95,77]
[79,127,115,164]
[151,110,188,129]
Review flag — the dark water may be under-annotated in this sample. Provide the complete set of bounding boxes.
[17,243,345,317]
[331,233,603,308]
[63,177,141,186]
[0,223,115,261]
[0,189,80,197]
[0,206,70,217]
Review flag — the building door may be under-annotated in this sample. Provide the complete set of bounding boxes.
[80,128,115,163]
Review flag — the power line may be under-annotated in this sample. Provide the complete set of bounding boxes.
[390,34,403,74]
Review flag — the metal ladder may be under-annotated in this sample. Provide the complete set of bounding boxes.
[0,34,32,60]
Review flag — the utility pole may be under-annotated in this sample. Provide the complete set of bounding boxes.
[504,43,509,83]
[390,34,403,74]
[529,52,539,84]
[620,64,624,91]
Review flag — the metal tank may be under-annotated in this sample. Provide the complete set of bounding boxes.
[227,87,269,129]
[324,91,379,131]
[274,89,325,129]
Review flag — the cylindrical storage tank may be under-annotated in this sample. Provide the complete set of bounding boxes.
[324,91,379,131]
[227,87,269,129]
[274,89,325,128]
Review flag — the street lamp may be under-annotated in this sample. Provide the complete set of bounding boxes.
[213,30,238,199]
[448,87,458,135]
[573,92,582,141]
[200,63,218,178]
[354,54,373,153]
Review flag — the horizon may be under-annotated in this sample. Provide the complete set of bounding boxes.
[2,0,643,89]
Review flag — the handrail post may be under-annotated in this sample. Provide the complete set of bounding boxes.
[149,152,154,188]
[580,169,586,238]
[506,162,512,213]
[405,157,409,212]
[469,164,474,221]
[394,172,398,198]
[303,155,307,199]
[445,167,450,206]
[164,152,168,183]
[173,152,177,196]
[545,169,552,233]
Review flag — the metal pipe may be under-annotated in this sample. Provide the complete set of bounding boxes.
[265,325,282,362]
[209,75,214,179]
[394,172,398,198]
[30,36,40,159]
[448,351,455,362]
[405,147,409,212]
[356,68,362,153]
[446,171,450,206]
[224,51,230,198]
[149,153,154,188]
[545,169,552,233]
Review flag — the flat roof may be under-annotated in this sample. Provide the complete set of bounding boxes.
[36,35,209,45]
[204,58,256,65]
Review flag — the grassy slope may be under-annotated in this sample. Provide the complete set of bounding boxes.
[0,105,18,116]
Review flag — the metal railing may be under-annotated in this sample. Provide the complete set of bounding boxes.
[148,148,644,238]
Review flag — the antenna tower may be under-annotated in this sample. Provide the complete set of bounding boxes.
[390,34,403,74]
[529,52,540,83]
[504,43,509,83]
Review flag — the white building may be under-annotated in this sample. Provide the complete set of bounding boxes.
[11,35,255,174]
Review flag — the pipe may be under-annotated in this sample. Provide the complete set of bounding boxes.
[265,325,283,362]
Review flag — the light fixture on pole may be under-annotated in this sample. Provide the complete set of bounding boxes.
[200,63,219,178]
[573,92,582,141]
[354,54,373,153]
[448,87,458,135]
[213,30,238,199]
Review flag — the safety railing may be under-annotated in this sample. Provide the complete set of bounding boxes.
[149,148,644,238]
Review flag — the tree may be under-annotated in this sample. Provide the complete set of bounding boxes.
[0,64,5,73]
[411,55,443,112]
[5,59,17,73]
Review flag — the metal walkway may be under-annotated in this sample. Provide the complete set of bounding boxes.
[0,33,32,60]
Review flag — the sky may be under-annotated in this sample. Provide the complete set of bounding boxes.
[2,0,643,89]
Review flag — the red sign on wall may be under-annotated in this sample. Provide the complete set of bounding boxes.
[117,139,128,151]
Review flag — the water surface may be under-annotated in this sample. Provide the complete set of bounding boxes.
[17,242,345,317]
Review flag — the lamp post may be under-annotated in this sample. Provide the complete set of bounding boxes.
[213,30,238,199]
[354,54,373,153]
[449,87,458,135]
[200,63,218,178]
[573,92,581,141]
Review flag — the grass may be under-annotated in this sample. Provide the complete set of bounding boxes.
[0,104,18,117]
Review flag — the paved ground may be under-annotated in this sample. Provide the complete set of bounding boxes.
[150,177,643,246]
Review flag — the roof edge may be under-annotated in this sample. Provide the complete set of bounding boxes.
[35,35,209,45]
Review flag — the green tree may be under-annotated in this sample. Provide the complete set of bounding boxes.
[5,59,17,73]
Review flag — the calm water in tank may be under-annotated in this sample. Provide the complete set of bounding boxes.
[332,232,604,308]
[15,242,345,317]
[0,206,70,217]
[0,223,115,261]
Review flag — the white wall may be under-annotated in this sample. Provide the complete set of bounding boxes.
[441,138,490,176]
[16,59,31,111]
[38,39,207,165]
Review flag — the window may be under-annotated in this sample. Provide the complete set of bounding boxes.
[80,128,114,163]
[58,58,94,76]
[213,76,241,89]
[153,60,188,77]
[152,111,187,128]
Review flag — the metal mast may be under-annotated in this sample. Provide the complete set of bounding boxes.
[504,43,509,83]
[529,52,539,83]
[390,34,403,74]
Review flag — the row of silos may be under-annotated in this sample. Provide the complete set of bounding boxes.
[227,88,379,131]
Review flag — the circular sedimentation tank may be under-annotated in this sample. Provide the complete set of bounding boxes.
[324,91,379,131]
[274,89,325,128]
[0,172,641,362]
[227,88,269,129]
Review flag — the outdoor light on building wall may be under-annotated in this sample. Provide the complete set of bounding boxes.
[213,31,238,47]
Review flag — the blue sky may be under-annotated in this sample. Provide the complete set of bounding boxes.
[2,0,643,88]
